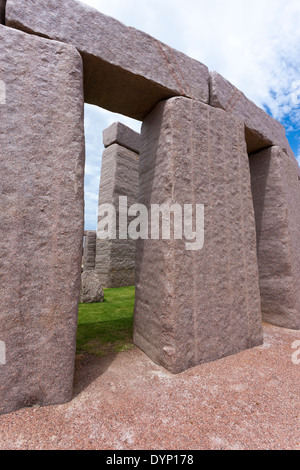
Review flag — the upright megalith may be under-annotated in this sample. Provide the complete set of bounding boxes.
[134,97,263,374]
[96,123,140,288]
[82,231,96,272]
[0,25,85,415]
[249,147,300,330]
[81,231,103,304]
[5,0,209,120]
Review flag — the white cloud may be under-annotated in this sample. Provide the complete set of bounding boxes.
[80,0,300,228]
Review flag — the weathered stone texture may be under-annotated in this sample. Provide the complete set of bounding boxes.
[0,26,85,415]
[249,146,300,330]
[96,132,139,288]
[96,239,137,288]
[210,71,294,159]
[6,0,209,120]
[134,97,263,374]
[103,122,141,154]
[80,271,104,304]
[0,0,5,24]
[83,231,96,272]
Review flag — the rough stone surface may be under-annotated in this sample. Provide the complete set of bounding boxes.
[82,231,96,272]
[210,71,294,159]
[0,26,85,415]
[249,146,300,330]
[103,122,141,154]
[96,137,139,288]
[0,324,299,450]
[80,271,104,304]
[134,97,263,374]
[0,0,5,24]
[5,0,209,120]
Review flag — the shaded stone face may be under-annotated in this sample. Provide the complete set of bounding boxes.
[249,146,300,330]
[134,97,263,374]
[5,0,209,120]
[96,124,140,288]
[0,26,85,415]
[0,0,5,24]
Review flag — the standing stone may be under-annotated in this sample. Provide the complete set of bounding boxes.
[80,271,104,304]
[0,26,85,415]
[249,146,300,330]
[96,123,140,288]
[134,97,263,374]
[83,231,96,271]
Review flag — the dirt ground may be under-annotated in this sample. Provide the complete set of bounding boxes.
[0,323,299,450]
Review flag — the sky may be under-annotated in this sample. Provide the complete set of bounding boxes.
[81,0,300,230]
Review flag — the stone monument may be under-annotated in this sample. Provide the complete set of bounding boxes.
[0,0,299,415]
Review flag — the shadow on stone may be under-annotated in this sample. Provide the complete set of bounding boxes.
[72,352,118,398]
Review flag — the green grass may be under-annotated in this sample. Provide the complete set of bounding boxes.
[77,286,135,357]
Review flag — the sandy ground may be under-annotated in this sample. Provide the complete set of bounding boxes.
[0,323,299,450]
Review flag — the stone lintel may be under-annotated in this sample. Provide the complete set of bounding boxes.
[103,122,141,155]
[6,0,210,120]
[210,71,294,159]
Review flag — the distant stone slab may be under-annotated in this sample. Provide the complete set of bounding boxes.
[249,146,300,330]
[80,271,104,304]
[83,231,96,272]
[96,140,139,288]
[134,96,263,374]
[210,71,294,158]
[6,0,210,120]
[103,122,141,154]
[0,25,85,415]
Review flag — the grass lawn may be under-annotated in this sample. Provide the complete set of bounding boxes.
[77,286,135,357]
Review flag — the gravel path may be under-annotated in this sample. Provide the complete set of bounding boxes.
[0,323,299,450]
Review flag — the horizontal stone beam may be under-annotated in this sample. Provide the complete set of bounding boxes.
[103,122,141,154]
[210,71,295,159]
[6,0,210,120]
